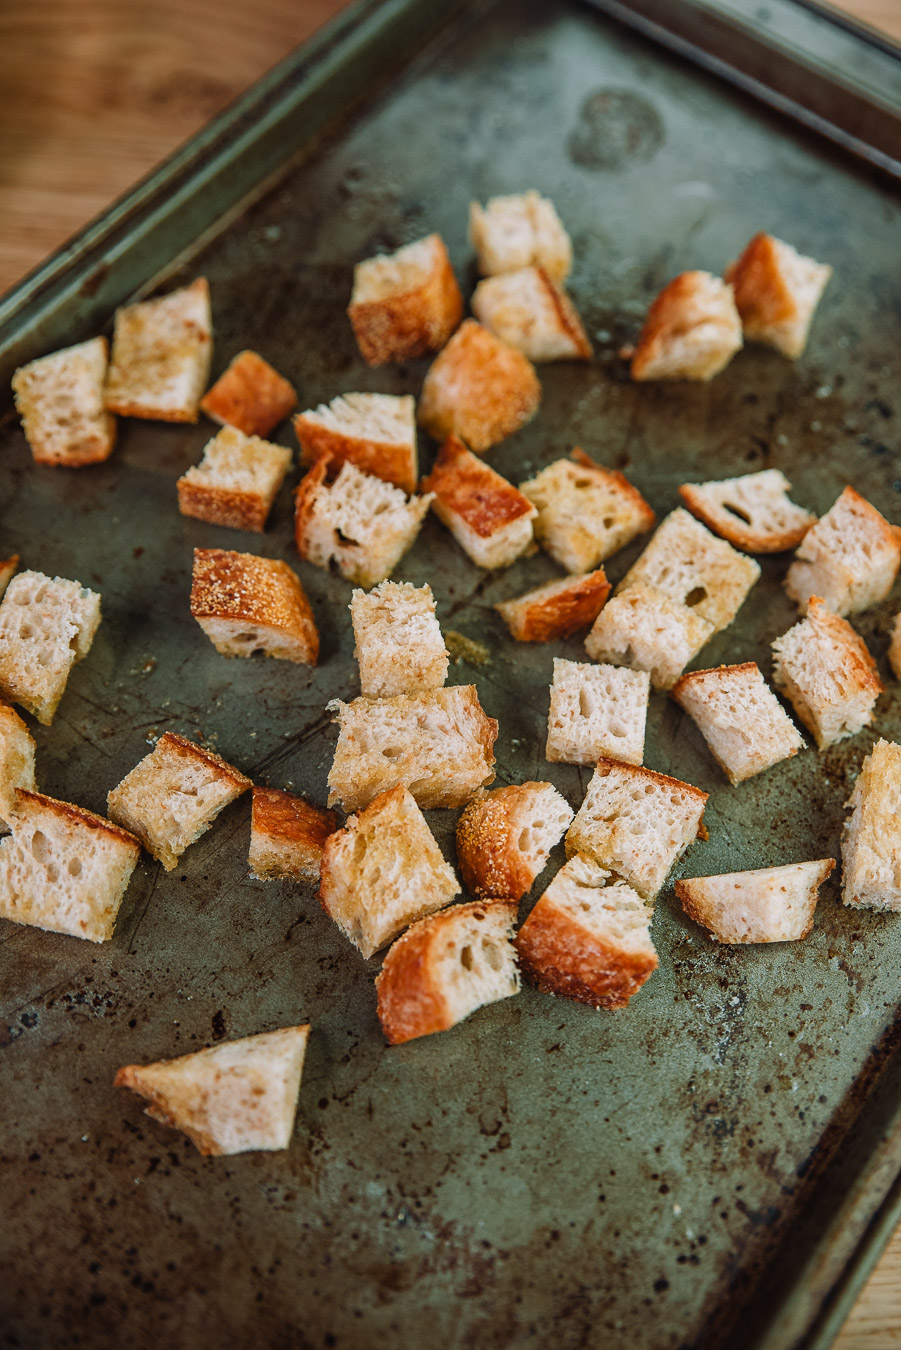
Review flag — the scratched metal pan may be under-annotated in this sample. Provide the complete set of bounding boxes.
[1,2,900,1347]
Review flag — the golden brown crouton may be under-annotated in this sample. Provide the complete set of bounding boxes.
[418,320,541,452]
[200,350,297,436]
[420,435,536,568]
[348,234,463,366]
[631,271,742,382]
[190,548,319,664]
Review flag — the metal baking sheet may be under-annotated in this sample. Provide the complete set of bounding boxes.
[2,2,901,1347]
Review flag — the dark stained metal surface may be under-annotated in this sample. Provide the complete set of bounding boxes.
[1,3,901,1348]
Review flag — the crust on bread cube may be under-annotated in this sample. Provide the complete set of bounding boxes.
[784,486,901,617]
[672,662,805,784]
[376,900,520,1045]
[0,790,140,941]
[841,738,901,911]
[0,556,19,600]
[679,469,815,554]
[456,781,573,901]
[191,548,318,665]
[495,570,610,642]
[676,859,834,943]
[631,271,742,382]
[294,458,432,589]
[471,267,591,362]
[348,234,463,366]
[107,732,251,871]
[891,614,901,682]
[350,581,447,698]
[771,597,882,750]
[725,233,832,358]
[177,426,292,533]
[104,278,212,422]
[469,191,572,281]
[327,685,497,812]
[547,659,649,767]
[584,583,715,691]
[519,449,655,574]
[420,435,537,569]
[200,350,297,437]
[516,854,657,1010]
[294,392,417,495]
[319,784,459,957]
[566,758,708,902]
[417,320,541,453]
[249,788,337,882]
[115,1024,310,1156]
[0,703,36,824]
[12,336,116,466]
[0,570,101,725]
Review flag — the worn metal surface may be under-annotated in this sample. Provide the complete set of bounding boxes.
[1,2,901,1348]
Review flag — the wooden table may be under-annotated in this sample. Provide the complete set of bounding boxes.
[1,2,899,1345]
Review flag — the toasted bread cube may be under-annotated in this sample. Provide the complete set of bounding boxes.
[115,1025,310,1156]
[471,267,591,362]
[672,662,805,784]
[456,781,574,901]
[104,278,212,422]
[784,486,901,617]
[0,570,101,725]
[350,581,447,698]
[516,855,657,1009]
[348,234,463,366]
[566,758,708,902]
[0,556,19,599]
[418,320,541,453]
[584,583,715,691]
[420,435,536,569]
[294,393,417,495]
[725,233,832,358]
[519,450,655,573]
[319,785,459,957]
[200,350,297,437]
[469,191,572,281]
[376,900,519,1045]
[327,685,497,812]
[495,570,611,642]
[12,337,116,466]
[0,704,36,825]
[294,458,432,589]
[842,739,901,911]
[249,788,337,882]
[547,659,649,767]
[190,548,318,665]
[108,733,251,871]
[631,271,742,382]
[676,859,835,943]
[771,597,883,750]
[177,426,292,533]
[679,469,815,554]
[890,614,901,681]
[0,790,140,941]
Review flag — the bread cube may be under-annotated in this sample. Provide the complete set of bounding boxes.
[672,662,805,784]
[12,337,116,466]
[469,191,572,281]
[679,469,815,553]
[294,392,417,494]
[566,758,708,902]
[771,597,883,750]
[0,704,36,825]
[547,659,649,767]
[420,435,536,569]
[516,855,657,1010]
[249,788,337,882]
[115,1025,310,1156]
[890,613,901,681]
[495,570,610,642]
[376,900,520,1045]
[584,583,715,691]
[725,233,832,358]
[784,486,901,617]
[0,556,19,599]
[519,450,655,573]
[418,320,541,453]
[200,350,297,437]
[177,426,292,532]
[348,234,463,366]
[0,790,140,942]
[350,581,447,698]
[0,570,101,725]
[471,267,591,362]
[631,271,742,382]
[319,785,459,958]
[676,859,835,943]
[842,739,901,911]
[456,781,574,901]
[105,278,212,422]
[327,685,497,812]
[108,733,251,870]
[190,548,318,664]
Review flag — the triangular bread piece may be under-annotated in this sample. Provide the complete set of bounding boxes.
[676,860,834,943]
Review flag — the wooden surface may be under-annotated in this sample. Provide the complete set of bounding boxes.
[1,1,900,1346]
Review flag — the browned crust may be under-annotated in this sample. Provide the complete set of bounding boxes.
[0,556,20,599]
[200,351,297,437]
[516,900,657,1009]
[294,415,416,495]
[456,786,538,900]
[535,268,592,359]
[251,787,337,851]
[497,570,611,642]
[293,456,329,558]
[418,321,542,453]
[348,239,463,366]
[113,1065,223,1156]
[15,788,141,855]
[420,436,534,537]
[154,732,252,792]
[724,233,795,329]
[177,480,270,532]
[569,448,657,532]
[190,548,319,663]
[671,661,758,704]
[630,272,735,382]
[678,482,812,553]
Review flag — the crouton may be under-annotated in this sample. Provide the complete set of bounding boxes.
[676,859,835,943]
[584,583,715,691]
[104,277,212,422]
[249,788,337,882]
[841,738,901,911]
[348,234,463,366]
[725,233,832,358]
[771,597,883,749]
[672,662,805,784]
[0,556,19,599]
[420,435,536,569]
[200,350,297,436]
[784,486,901,617]
[469,191,572,281]
[0,704,36,825]
[0,570,101,724]
[891,614,901,681]
[546,659,649,767]
[12,337,116,466]
[495,569,611,642]
[190,548,318,664]
[294,392,417,494]
[679,469,815,553]
[456,781,573,901]
[0,790,140,941]
[417,320,541,453]
[177,426,292,532]
[376,901,519,1045]
[350,581,447,698]
[631,271,742,382]
[107,733,251,871]
[471,267,591,362]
